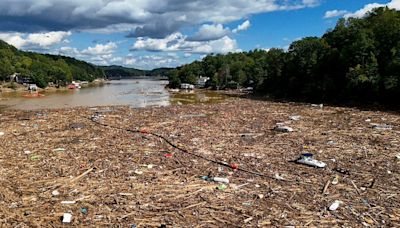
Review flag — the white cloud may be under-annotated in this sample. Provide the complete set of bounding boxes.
[131,33,238,54]
[344,0,400,18]
[323,10,348,19]
[188,24,230,41]
[81,42,117,55]
[0,0,320,37]
[233,20,251,33]
[0,31,71,49]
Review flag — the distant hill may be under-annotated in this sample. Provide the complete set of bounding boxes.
[0,40,172,88]
[101,65,172,78]
[0,39,104,88]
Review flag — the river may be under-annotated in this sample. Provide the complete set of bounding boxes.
[0,79,226,110]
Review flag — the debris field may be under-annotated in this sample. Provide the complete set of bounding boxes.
[0,98,399,227]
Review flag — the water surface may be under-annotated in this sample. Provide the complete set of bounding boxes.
[0,79,226,110]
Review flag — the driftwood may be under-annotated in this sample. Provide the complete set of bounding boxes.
[0,98,399,226]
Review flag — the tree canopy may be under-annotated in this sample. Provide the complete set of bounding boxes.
[169,7,400,104]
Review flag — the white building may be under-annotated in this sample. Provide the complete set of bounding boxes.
[196,77,210,88]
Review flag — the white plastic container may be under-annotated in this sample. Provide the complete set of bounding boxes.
[296,154,326,168]
[62,213,72,223]
[211,177,230,184]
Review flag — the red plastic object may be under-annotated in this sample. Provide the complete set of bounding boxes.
[164,153,173,158]
[140,129,149,134]
[230,163,238,170]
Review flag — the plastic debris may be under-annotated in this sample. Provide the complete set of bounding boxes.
[331,176,339,185]
[0,132,4,137]
[52,148,66,152]
[396,153,400,161]
[81,207,88,215]
[371,124,393,130]
[62,213,72,223]
[217,184,227,190]
[311,104,323,108]
[24,150,31,154]
[329,200,342,211]
[29,155,41,161]
[273,125,294,133]
[289,115,301,121]
[211,177,230,184]
[230,163,238,170]
[296,153,326,168]
[52,190,60,196]
[164,153,173,158]
[61,201,76,205]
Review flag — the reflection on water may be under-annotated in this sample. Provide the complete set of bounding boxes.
[0,79,227,110]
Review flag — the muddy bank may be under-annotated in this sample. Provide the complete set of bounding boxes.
[0,98,399,227]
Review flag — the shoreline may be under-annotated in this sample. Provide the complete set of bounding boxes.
[0,78,107,94]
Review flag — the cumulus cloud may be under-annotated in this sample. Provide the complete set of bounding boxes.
[0,0,319,38]
[131,33,238,54]
[344,0,400,18]
[232,20,251,33]
[187,24,230,41]
[323,10,348,19]
[59,42,118,65]
[0,31,71,49]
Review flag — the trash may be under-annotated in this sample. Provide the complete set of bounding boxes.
[328,200,342,211]
[146,164,155,169]
[371,124,392,130]
[52,148,66,152]
[211,177,230,184]
[396,153,400,161]
[230,163,238,170]
[0,132,4,137]
[258,194,264,199]
[273,125,294,133]
[296,153,326,168]
[69,122,86,130]
[274,173,285,181]
[62,213,72,223]
[164,153,173,158]
[289,115,301,121]
[365,119,371,122]
[52,190,60,196]
[331,176,339,185]
[29,155,41,161]
[81,207,88,215]
[216,184,227,190]
[24,150,31,154]
[61,201,76,205]
[134,170,143,175]
[311,104,323,108]
[244,217,253,223]
[333,167,350,175]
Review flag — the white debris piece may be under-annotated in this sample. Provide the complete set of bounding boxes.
[62,213,72,223]
[289,115,301,121]
[329,200,342,211]
[274,125,294,133]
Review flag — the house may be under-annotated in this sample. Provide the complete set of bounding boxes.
[9,73,20,82]
[196,77,210,88]
[28,84,38,91]
[180,83,195,90]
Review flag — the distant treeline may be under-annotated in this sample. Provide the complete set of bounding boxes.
[169,7,400,104]
[101,65,172,78]
[0,40,172,88]
[0,40,105,88]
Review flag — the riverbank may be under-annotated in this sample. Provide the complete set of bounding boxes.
[0,98,399,226]
[0,79,107,94]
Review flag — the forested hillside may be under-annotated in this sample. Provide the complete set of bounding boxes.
[101,65,172,78]
[0,40,105,88]
[169,7,400,104]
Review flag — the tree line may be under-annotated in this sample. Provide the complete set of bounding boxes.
[0,40,105,88]
[169,7,400,104]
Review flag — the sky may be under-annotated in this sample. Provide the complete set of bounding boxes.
[0,0,398,70]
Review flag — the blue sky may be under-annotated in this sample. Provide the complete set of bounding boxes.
[0,0,396,69]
